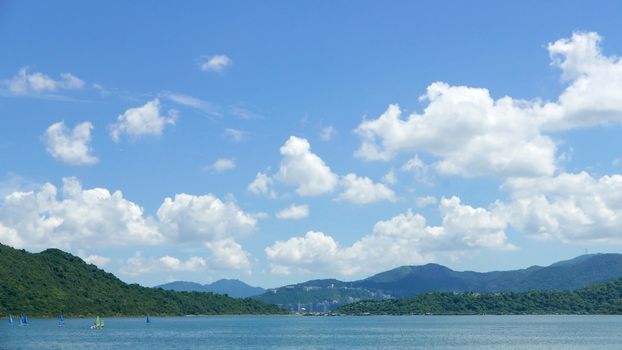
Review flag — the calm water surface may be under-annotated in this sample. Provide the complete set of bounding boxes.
[2,315,621,349]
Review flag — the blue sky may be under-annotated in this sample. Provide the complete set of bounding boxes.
[2,1,622,287]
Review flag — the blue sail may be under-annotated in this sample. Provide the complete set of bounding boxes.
[58,314,65,326]
[146,314,151,324]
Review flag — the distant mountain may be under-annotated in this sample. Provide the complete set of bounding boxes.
[157,279,265,298]
[206,279,265,298]
[0,243,284,317]
[254,253,622,311]
[358,253,622,296]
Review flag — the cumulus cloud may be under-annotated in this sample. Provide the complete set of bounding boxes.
[205,238,251,271]
[0,177,163,250]
[0,177,261,274]
[495,172,622,244]
[336,173,396,204]
[121,241,251,276]
[355,92,556,178]
[200,55,232,73]
[266,197,515,276]
[109,99,177,142]
[0,223,23,249]
[355,32,622,178]
[253,136,394,204]
[5,67,85,95]
[159,255,208,272]
[275,204,309,220]
[540,32,622,129]
[275,136,339,196]
[42,121,98,165]
[156,193,257,243]
[205,158,236,173]
[247,172,276,198]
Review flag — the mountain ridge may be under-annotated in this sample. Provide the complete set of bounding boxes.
[157,279,265,298]
[253,253,622,311]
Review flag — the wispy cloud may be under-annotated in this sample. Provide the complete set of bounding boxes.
[223,128,248,143]
[200,55,232,73]
[161,91,223,118]
[204,158,236,173]
[320,125,336,141]
[228,105,263,120]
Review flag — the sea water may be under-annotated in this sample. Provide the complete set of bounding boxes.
[1,315,622,349]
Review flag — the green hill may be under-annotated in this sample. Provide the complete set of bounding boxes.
[0,244,285,317]
[337,278,622,315]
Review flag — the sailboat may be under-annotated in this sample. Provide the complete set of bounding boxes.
[146,314,151,324]
[19,314,28,326]
[90,315,104,330]
[58,314,65,327]
[8,314,13,325]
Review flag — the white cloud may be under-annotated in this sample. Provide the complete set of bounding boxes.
[205,238,251,271]
[276,136,339,196]
[416,195,437,208]
[162,92,222,118]
[122,242,250,276]
[5,67,85,95]
[0,223,23,249]
[78,251,111,267]
[200,55,232,73]
[42,121,98,165]
[275,204,309,220]
[159,255,207,272]
[355,32,622,178]
[320,126,337,141]
[401,155,432,184]
[266,231,343,275]
[381,169,398,185]
[119,251,155,276]
[355,93,556,178]
[205,158,236,173]
[109,99,177,142]
[538,32,622,130]
[223,128,248,142]
[495,172,622,244]
[0,177,259,273]
[156,193,257,243]
[337,173,396,204]
[266,197,515,276]
[247,172,276,198]
[0,177,163,250]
